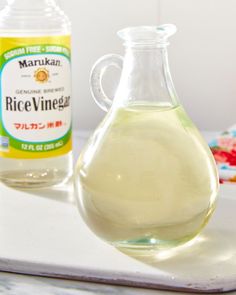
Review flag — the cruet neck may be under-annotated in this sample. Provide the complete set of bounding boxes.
[114,25,179,107]
[117,24,177,49]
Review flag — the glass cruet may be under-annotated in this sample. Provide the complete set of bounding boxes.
[75,25,219,249]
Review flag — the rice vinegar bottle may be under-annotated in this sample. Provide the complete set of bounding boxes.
[0,0,73,188]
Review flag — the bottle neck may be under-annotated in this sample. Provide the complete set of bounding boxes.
[115,45,178,107]
[1,0,69,35]
[7,0,57,8]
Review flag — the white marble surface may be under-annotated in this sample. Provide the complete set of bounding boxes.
[9,271,232,295]
[0,132,236,294]
[0,272,235,295]
[0,272,181,295]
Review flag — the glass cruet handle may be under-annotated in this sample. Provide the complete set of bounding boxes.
[90,54,124,112]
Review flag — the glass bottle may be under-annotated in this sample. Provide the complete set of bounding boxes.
[75,25,219,249]
[0,0,73,188]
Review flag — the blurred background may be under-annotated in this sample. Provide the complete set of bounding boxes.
[1,0,236,132]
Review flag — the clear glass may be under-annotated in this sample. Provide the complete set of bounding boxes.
[0,0,73,188]
[75,25,219,249]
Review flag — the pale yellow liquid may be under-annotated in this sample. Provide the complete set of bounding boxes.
[0,153,73,189]
[75,104,218,248]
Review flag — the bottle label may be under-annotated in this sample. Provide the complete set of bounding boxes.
[0,36,72,159]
